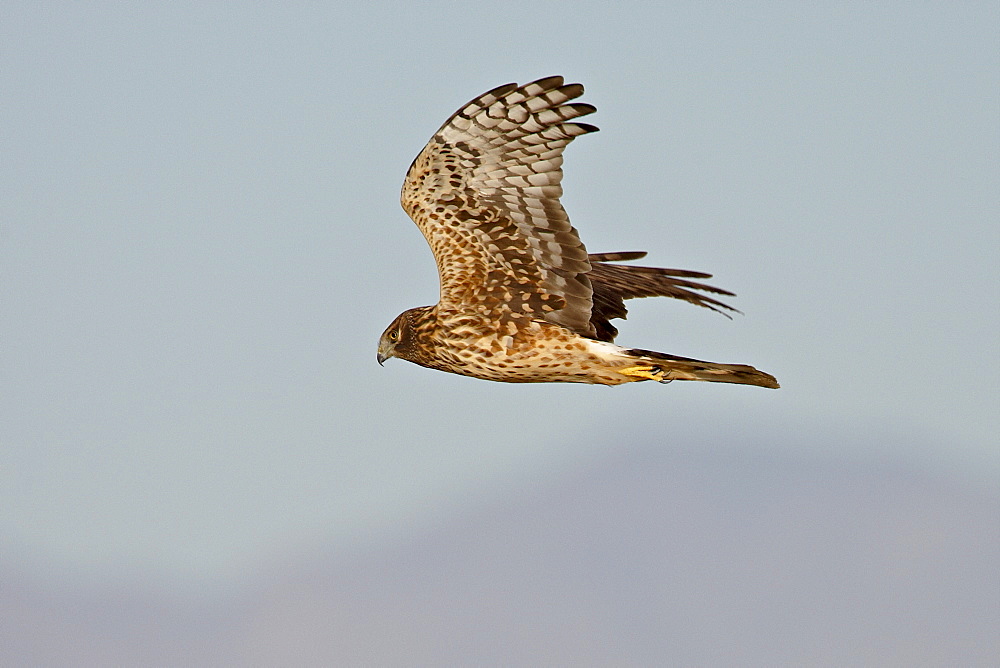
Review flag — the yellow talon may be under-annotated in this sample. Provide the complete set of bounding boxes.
[618,365,668,382]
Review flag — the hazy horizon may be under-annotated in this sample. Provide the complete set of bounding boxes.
[2,2,997,664]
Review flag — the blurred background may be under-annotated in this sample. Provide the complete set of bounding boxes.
[2,2,998,664]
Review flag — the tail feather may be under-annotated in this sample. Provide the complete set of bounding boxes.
[627,348,780,389]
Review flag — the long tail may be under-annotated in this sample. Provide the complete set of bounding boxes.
[627,348,780,389]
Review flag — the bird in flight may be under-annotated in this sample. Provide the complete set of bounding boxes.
[378,76,778,389]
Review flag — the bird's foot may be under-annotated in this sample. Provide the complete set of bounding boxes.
[619,365,673,384]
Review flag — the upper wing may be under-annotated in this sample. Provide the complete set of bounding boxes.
[587,252,739,342]
[401,76,599,336]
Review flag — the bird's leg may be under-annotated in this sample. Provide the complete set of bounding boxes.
[618,365,673,383]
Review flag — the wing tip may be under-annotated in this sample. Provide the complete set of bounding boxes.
[588,251,648,262]
[530,75,565,90]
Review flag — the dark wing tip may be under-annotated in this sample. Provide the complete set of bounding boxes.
[568,103,598,118]
[488,82,518,95]
[530,75,565,90]
[588,251,648,262]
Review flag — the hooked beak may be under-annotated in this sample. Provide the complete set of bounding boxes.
[377,338,393,366]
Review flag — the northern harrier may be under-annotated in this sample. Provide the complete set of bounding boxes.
[378,76,778,389]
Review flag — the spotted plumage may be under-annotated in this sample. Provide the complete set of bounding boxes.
[378,76,778,389]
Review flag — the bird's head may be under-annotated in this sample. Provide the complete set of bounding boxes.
[377,306,431,366]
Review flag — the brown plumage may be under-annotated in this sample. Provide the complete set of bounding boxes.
[587,251,738,342]
[377,76,778,389]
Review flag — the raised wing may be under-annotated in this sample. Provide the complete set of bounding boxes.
[401,76,599,336]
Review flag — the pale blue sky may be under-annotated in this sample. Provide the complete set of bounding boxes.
[2,2,998,662]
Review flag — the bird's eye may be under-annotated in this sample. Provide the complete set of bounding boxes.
[388,330,399,341]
